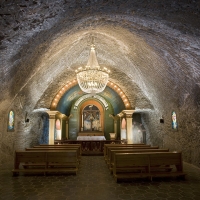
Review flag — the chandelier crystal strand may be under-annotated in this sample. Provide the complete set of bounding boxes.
[75,44,110,94]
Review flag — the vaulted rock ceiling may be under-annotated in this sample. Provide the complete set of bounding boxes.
[1,0,199,114]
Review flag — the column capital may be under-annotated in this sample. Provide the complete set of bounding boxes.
[122,110,135,118]
[65,114,73,123]
[117,112,124,118]
[46,110,59,119]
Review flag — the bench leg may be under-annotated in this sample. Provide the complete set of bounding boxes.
[12,172,19,177]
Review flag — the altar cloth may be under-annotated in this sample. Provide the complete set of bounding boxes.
[77,136,106,140]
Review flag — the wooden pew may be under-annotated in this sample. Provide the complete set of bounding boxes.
[104,144,151,160]
[108,148,170,172]
[113,152,186,182]
[26,147,80,164]
[45,151,79,175]
[12,150,79,176]
[105,146,159,163]
[32,146,81,157]
[36,144,81,147]
[104,143,146,157]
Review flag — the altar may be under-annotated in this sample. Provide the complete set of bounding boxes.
[78,132,104,136]
[77,136,106,140]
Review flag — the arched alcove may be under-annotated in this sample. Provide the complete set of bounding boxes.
[79,100,104,133]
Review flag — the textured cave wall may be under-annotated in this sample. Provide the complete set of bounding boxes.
[0,103,49,164]
[0,0,200,167]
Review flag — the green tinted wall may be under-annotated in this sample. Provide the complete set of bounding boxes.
[69,98,115,139]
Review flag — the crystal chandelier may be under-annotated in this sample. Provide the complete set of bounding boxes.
[75,44,110,94]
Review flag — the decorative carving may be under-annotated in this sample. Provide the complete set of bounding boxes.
[122,110,135,118]
[65,114,72,124]
[109,114,119,122]
[126,114,133,118]
[74,94,109,110]
[46,111,59,119]
[117,112,124,118]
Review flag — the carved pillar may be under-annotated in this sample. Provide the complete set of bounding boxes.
[122,110,135,144]
[65,114,72,139]
[99,113,102,131]
[117,112,125,140]
[46,111,59,144]
[81,113,84,131]
[109,114,119,134]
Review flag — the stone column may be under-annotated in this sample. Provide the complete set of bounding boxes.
[117,112,125,140]
[122,110,135,144]
[81,113,84,131]
[46,111,58,144]
[109,114,119,134]
[65,114,72,139]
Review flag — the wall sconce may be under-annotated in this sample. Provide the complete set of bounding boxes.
[25,112,30,123]
[160,115,164,123]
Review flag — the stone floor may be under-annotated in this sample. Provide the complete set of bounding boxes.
[0,156,200,200]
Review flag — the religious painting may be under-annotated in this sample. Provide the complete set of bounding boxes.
[7,110,15,132]
[172,111,178,130]
[83,105,100,131]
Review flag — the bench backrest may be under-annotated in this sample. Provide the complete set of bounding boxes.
[106,146,159,160]
[113,152,183,172]
[26,147,79,151]
[14,150,78,169]
[149,152,183,171]
[39,144,81,147]
[114,153,150,168]
[104,143,147,155]
[29,146,81,156]
[109,149,169,166]
[104,144,151,157]
[46,151,77,163]
[15,151,46,163]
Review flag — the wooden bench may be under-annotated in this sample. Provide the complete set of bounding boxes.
[104,143,145,156]
[12,150,79,176]
[104,144,150,160]
[108,149,170,172]
[105,146,159,163]
[113,152,186,182]
[38,144,81,147]
[33,145,81,157]
[26,147,80,164]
